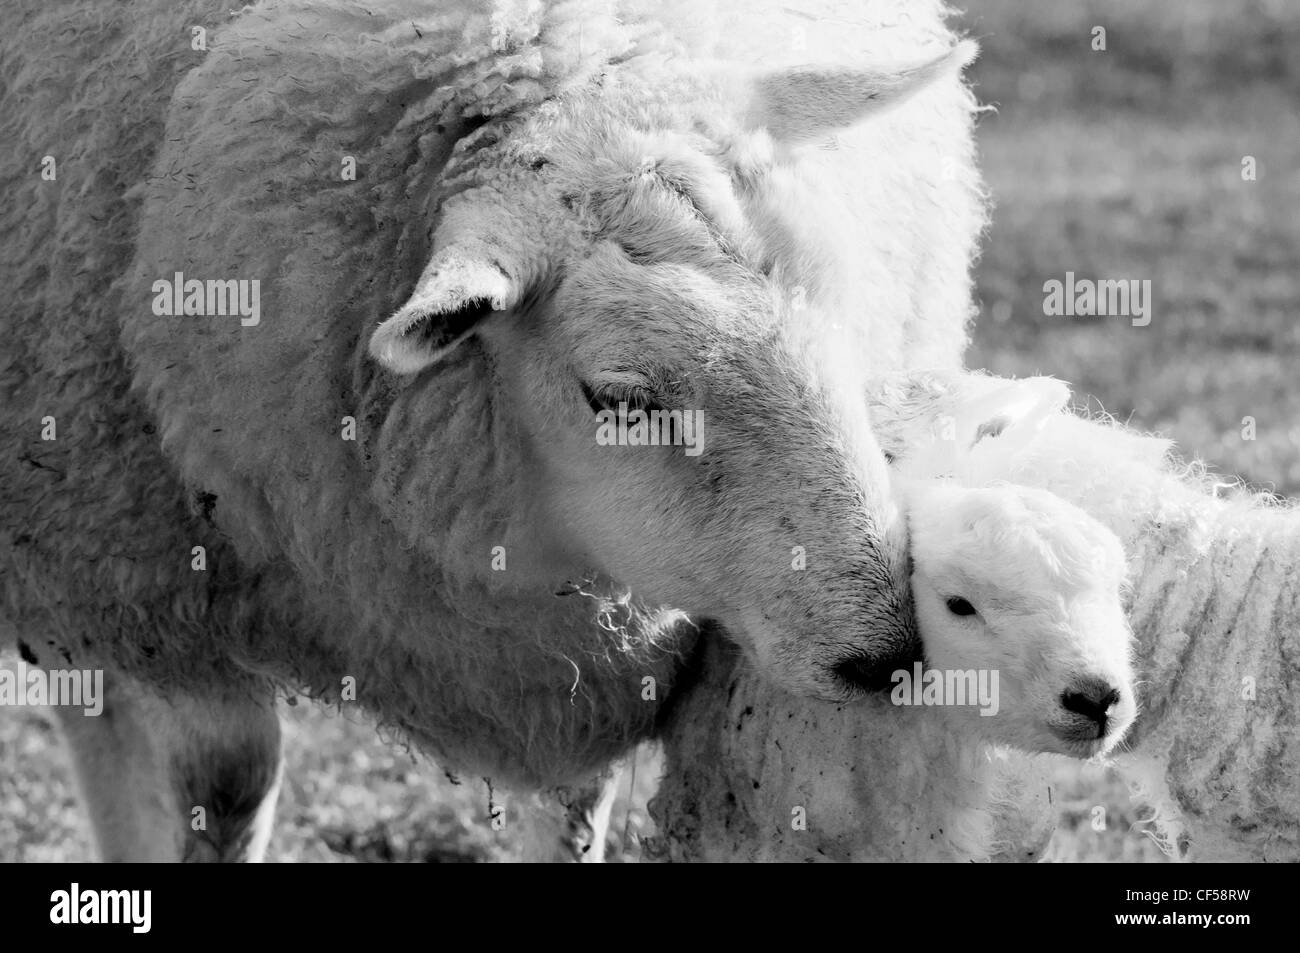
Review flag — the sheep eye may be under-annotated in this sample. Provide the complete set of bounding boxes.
[580,382,662,415]
[581,382,611,415]
[946,597,977,617]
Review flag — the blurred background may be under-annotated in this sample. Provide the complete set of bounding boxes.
[2,0,1296,861]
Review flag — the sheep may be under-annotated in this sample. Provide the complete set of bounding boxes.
[0,0,983,860]
[905,482,1137,760]
[650,371,1299,862]
[872,370,1300,860]
[880,372,1139,757]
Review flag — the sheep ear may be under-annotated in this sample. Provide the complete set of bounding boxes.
[963,377,1070,449]
[960,377,1070,483]
[370,185,544,374]
[748,40,977,144]
[369,244,517,374]
[897,375,1069,483]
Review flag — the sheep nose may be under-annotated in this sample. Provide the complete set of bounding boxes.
[834,640,924,694]
[1060,677,1121,735]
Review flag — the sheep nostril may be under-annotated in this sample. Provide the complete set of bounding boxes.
[1060,679,1121,733]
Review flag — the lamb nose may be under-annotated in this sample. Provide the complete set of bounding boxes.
[1061,679,1121,729]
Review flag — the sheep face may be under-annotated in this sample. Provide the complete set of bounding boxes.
[908,484,1137,757]
[472,139,919,701]
[364,47,979,699]
[509,273,918,700]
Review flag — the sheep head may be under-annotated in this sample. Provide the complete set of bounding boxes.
[908,483,1138,758]
[869,371,1138,755]
[364,44,978,700]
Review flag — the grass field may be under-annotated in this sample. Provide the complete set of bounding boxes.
[1,0,1296,862]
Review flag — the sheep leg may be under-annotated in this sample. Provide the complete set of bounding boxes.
[576,769,620,863]
[548,770,620,862]
[52,672,282,862]
[514,770,621,862]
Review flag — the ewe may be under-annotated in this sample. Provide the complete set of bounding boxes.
[1,0,981,861]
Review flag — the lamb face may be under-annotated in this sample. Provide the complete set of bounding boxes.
[907,484,1137,757]
[365,47,978,701]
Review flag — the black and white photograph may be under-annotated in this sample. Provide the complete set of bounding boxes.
[0,0,1294,912]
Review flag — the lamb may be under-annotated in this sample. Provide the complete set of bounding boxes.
[650,371,1299,862]
[905,482,1137,760]
[0,0,984,860]
[879,370,1300,861]
[904,373,1300,862]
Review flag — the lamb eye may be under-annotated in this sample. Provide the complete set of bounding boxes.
[946,597,977,617]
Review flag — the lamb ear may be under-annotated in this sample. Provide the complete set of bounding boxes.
[893,375,1069,483]
[748,40,978,144]
[962,377,1071,449]
[960,377,1070,482]
[369,244,517,374]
